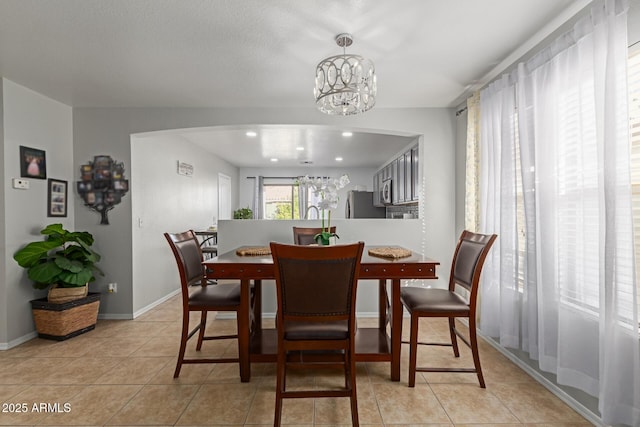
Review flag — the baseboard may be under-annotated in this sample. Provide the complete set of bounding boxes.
[98,313,134,320]
[132,289,181,319]
[0,331,38,351]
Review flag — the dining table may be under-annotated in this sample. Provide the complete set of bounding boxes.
[203,245,439,382]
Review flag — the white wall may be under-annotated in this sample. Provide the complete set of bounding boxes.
[238,166,378,219]
[1,79,73,347]
[130,132,238,316]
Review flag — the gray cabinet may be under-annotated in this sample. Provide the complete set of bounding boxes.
[373,170,384,207]
[397,154,405,203]
[411,146,419,201]
[373,143,419,206]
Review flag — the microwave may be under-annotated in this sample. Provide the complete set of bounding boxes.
[382,178,393,205]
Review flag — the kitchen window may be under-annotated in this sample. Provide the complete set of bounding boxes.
[262,184,300,220]
[260,177,324,220]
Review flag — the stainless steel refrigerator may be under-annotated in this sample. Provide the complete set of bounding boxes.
[345,191,386,218]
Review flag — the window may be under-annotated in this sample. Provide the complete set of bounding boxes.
[263,184,300,220]
[476,48,640,322]
[629,47,640,321]
[258,176,334,220]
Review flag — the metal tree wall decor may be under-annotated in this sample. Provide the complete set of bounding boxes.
[77,155,129,225]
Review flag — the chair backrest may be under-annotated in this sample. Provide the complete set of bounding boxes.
[164,230,206,297]
[270,242,364,326]
[449,230,497,298]
[292,226,337,245]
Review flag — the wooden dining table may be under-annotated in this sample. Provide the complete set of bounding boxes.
[203,245,439,382]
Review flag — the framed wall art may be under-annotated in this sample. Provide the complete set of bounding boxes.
[20,145,47,179]
[77,155,129,224]
[47,178,67,217]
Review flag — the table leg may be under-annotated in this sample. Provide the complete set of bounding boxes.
[378,279,388,330]
[391,278,402,381]
[254,279,262,331]
[238,278,251,382]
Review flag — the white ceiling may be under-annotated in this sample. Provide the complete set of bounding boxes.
[0,0,593,167]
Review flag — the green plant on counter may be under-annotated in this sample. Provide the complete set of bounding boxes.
[233,207,253,219]
[13,223,103,290]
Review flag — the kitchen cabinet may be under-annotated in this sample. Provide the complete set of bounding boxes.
[404,151,412,203]
[396,154,405,203]
[373,142,419,206]
[373,171,384,207]
[373,177,379,206]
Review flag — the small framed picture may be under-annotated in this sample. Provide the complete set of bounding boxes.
[20,146,47,179]
[47,179,67,217]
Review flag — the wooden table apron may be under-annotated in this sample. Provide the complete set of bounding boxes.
[203,246,439,382]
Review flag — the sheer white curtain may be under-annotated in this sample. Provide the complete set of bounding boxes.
[479,75,522,348]
[480,0,639,424]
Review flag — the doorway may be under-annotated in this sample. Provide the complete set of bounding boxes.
[218,173,231,220]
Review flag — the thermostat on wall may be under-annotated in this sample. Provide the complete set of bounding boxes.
[12,178,29,189]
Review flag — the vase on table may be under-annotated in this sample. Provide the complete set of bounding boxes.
[314,210,338,245]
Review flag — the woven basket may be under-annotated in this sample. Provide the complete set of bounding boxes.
[31,293,100,340]
[47,283,88,304]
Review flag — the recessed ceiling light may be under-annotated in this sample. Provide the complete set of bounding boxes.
[246,131,257,137]
[335,157,343,162]
[270,158,278,162]
[296,146,305,151]
[342,131,353,137]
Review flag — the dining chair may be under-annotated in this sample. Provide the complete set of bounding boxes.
[164,230,246,378]
[400,230,497,387]
[270,241,364,427]
[292,226,336,245]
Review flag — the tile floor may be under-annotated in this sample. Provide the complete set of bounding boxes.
[0,295,592,426]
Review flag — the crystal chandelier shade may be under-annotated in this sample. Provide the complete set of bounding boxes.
[314,34,377,115]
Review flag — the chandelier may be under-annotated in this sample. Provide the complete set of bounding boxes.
[314,33,377,115]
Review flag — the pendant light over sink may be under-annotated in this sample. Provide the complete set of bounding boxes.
[314,33,377,115]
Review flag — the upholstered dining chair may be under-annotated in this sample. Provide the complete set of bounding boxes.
[270,241,364,427]
[292,226,336,245]
[400,230,497,388]
[164,230,245,378]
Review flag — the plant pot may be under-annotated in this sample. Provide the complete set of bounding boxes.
[47,283,88,304]
[30,292,100,341]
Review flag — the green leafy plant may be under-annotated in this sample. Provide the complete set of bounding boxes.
[233,207,253,219]
[13,223,103,290]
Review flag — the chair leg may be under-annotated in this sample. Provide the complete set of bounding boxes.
[348,348,359,427]
[196,310,207,351]
[274,351,285,427]
[174,310,190,378]
[468,317,485,388]
[448,317,460,357]
[408,314,419,387]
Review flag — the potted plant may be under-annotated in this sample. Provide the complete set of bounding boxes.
[13,223,104,340]
[233,207,253,219]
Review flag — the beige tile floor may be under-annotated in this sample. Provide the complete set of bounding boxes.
[0,295,592,426]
